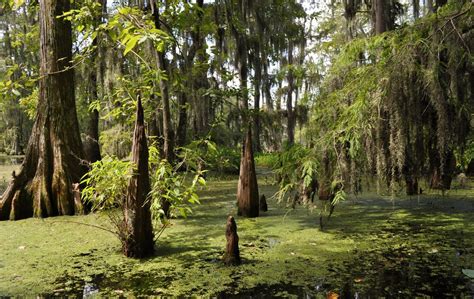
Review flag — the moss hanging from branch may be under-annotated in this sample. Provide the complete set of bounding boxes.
[309,2,473,194]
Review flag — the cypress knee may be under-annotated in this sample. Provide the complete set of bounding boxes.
[223,216,241,265]
[123,98,154,258]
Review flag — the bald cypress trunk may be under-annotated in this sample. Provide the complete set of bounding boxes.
[237,127,259,218]
[0,0,86,220]
[123,98,154,258]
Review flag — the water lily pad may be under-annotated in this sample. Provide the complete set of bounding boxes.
[462,269,474,279]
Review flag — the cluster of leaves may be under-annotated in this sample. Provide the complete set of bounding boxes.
[181,139,240,175]
[272,144,317,202]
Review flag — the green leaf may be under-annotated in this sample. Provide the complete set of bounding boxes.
[11,89,20,96]
[124,35,140,56]
[462,269,474,279]
[13,0,25,8]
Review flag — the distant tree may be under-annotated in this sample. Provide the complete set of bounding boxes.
[83,0,106,164]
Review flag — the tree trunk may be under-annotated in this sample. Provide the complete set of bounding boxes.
[83,0,105,163]
[426,0,434,13]
[263,61,273,111]
[156,52,174,163]
[374,0,387,35]
[176,92,188,147]
[413,0,420,19]
[223,215,241,265]
[286,41,295,145]
[259,194,267,212]
[149,1,174,163]
[237,127,259,218]
[0,0,86,220]
[466,159,474,176]
[430,151,456,191]
[176,0,205,147]
[253,45,262,153]
[123,98,154,258]
[405,177,419,195]
[146,0,174,217]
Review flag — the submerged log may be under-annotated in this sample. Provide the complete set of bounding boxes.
[123,98,154,258]
[223,215,241,265]
[237,127,259,217]
[259,194,267,212]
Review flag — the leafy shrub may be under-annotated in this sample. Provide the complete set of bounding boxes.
[81,146,205,244]
[183,140,240,175]
[255,152,279,168]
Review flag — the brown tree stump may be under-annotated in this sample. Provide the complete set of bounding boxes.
[123,98,154,258]
[259,194,267,212]
[237,127,259,218]
[223,216,241,265]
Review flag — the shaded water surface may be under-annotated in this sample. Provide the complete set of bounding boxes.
[47,243,472,298]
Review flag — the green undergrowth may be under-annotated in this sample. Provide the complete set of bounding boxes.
[0,172,473,297]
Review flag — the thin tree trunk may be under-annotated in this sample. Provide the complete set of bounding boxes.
[426,0,434,13]
[83,0,106,163]
[0,0,86,220]
[286,41,295,145]
[123,98,154,258]
[413,0,420,19]
[176,92,188,147]
[374,0,387,35]
[263,61,273,110]
[253,44,262,153]
[149,1,174,163]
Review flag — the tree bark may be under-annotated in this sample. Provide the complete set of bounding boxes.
[123,98,154,258]
[0,0,86,220]
[259,194,267,212]
[405,177,419,195]
[83,0,106,164]
[374,0,387,35]
[253,44,262,153]
[286,41,295,145]
[426,0,434,13]
[223,215,241,265]
[148,1,174,163]
[237,127,259,218]
[413,0,420,19]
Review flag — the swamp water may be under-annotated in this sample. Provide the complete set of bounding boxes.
[0,175,473,297]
